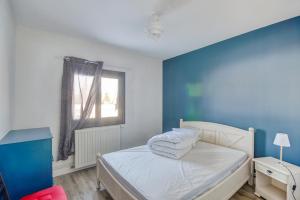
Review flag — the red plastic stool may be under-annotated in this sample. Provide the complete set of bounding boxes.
[20,185,67,200]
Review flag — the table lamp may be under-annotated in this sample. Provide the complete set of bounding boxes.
[273,133,290,163]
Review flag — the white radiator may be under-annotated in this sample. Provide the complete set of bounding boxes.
[75,125,121,169]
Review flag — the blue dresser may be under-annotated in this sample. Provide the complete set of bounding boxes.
[0,128,53,200]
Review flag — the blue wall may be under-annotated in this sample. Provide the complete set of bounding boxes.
[163,16,300,166]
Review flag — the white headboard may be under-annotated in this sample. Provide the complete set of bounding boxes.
[180,119,255,158]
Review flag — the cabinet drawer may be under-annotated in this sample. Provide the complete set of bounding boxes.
[256,163,288,184]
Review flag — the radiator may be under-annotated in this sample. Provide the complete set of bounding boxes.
[75,125,121,169]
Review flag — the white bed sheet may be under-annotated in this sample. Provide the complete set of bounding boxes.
[101,141,247,200]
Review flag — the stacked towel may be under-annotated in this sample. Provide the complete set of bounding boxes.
[147,129,197,159]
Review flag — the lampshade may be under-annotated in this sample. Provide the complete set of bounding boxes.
[273,133,290,147]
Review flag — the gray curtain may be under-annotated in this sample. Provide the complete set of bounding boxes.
[58,57,103,161]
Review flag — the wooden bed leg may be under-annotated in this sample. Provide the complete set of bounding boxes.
[97,180,105,191]
[248,160,254,186]
[97,179,101,190]
[248,177,254,186]
[96,179,105,191]
[254,192,261,197]
[96,153,103,190]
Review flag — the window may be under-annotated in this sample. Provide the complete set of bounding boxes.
[72,69,125,126]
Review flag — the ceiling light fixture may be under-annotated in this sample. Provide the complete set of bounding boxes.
[147,14,163,39]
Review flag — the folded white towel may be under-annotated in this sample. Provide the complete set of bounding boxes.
[147,131,196,150]
[148,140,192,150]
[150,145,192,159]
[151,143,190,153]
[147,130,197,159]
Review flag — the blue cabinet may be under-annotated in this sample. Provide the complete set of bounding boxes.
[0,128,53,200]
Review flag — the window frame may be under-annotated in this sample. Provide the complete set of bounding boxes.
[72,69,125,127]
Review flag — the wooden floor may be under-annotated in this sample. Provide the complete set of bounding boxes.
[55,167,262,200]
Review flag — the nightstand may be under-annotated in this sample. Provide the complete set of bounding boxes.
[253,157,300,200]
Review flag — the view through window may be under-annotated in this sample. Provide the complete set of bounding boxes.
[101,77,119,118]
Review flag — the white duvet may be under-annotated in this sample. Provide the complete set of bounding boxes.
[101,141,247,200]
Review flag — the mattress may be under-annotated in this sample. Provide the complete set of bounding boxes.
[101,141,248,200]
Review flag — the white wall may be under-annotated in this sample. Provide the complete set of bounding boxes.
[13,26,162,174]
[0,0,15,139]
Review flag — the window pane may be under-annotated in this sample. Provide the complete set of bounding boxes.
[101,77,119,118]
[73,74,96,120]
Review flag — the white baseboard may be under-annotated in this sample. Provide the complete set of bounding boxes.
[53,157,96,177]
[53,164,96,177]
[53,157,74,177]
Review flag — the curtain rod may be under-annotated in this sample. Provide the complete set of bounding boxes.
[54,56,131,71]
[63,56,99,64]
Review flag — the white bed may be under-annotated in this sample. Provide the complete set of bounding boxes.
[97,119,255,200]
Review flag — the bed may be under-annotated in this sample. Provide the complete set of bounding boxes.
[96,119,255,200]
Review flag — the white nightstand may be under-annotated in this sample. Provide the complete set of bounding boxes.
[253,157,300,200]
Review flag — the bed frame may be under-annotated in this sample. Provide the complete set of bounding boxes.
[96,119,255,200]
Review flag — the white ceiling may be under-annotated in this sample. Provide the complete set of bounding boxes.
[11,0,300,59]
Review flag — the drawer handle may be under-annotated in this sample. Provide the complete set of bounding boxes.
[267,170,272,174]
